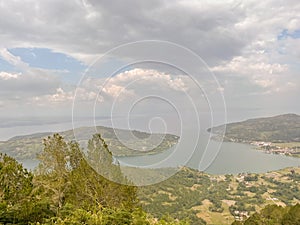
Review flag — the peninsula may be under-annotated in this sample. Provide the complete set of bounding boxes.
[208,114,300,157]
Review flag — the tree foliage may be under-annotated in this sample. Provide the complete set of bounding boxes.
[232,204,300,225]
[0,134,188,225]
[0,153,53,224]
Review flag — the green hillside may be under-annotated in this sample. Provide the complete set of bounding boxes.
[208,114,300,143]
[0,134,188,225]
[0,126,179,160]
[232,204,300,225]
[1,132,299,224]
[138,166,300,224]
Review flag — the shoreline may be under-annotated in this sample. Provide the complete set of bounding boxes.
[211,135,300,158]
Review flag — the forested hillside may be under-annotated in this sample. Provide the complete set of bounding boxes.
[232,204,300,225]
[0,126,179,160]
[1,133,299,224]
[0,134,187,225]
[208,114,300,143]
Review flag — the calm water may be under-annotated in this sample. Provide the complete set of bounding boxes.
[21,141,300,175]
[116,131,300,175]
[199,141,299,174]
[3,117,299,175]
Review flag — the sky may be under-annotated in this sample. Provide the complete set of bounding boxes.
[0,0,300,135]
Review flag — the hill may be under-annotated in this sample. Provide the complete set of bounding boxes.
[208,114,300,143]
[232,204,300,225]
[0,126,179,160]
[1,131,299,225]
[138,166,300,224]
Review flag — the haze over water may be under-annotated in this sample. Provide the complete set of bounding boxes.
[3,111,299,175]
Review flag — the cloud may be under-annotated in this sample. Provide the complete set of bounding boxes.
[106,68,188,92]
[282,37,300,60]
[0,49,29,69]
[0,0,257,65]
[0,1,297,61]
[212,53,298,96]
[0,0,300,118]
[212,56,288,75]
[0,1,298,79]
[0,71,19,80]
[29,68,189,106]
[32,88,74,104]
[84,68,189,101]
[0,49,61,101]
[0,70,60,99]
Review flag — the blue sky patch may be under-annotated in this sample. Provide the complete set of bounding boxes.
[0,57,17,72]
[290,29,300,38]
[6,48,88,84]
[8,48,86,73]
[278,29,300,40]
[277,29,288,40]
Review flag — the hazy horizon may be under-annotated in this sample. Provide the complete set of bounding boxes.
[1,110,299,142]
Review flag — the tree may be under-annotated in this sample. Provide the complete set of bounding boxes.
[86,133,125,183]
[259,204,286,224]
[235,204,300,225]
[0,134,190,224]
[0,153,53,224]
[36,134,137,213]
[243,212,263,225]
[0,153,33,205]
[85,134,137,209]
[36,134,71,215]
[281,204,300,225]
[232,221,243,225]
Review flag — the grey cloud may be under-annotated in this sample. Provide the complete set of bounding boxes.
[0,71,60,99]
[81,0,249,64]
[1,0,298,67]
[0,0,251,65]
[0,0,299,118]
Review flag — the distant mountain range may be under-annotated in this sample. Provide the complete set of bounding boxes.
[0,126,179,160]
[208,114,300,143]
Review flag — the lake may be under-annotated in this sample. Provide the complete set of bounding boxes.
[4,117,299,175]
[116,132,300,174]
[21,137,300,175]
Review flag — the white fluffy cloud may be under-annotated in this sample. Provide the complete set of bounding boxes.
[29,68,189,107]
[105,68,188,92]
[212,55,292,93]
[0,71,19,80]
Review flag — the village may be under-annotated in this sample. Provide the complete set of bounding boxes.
[251,141,300,157]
